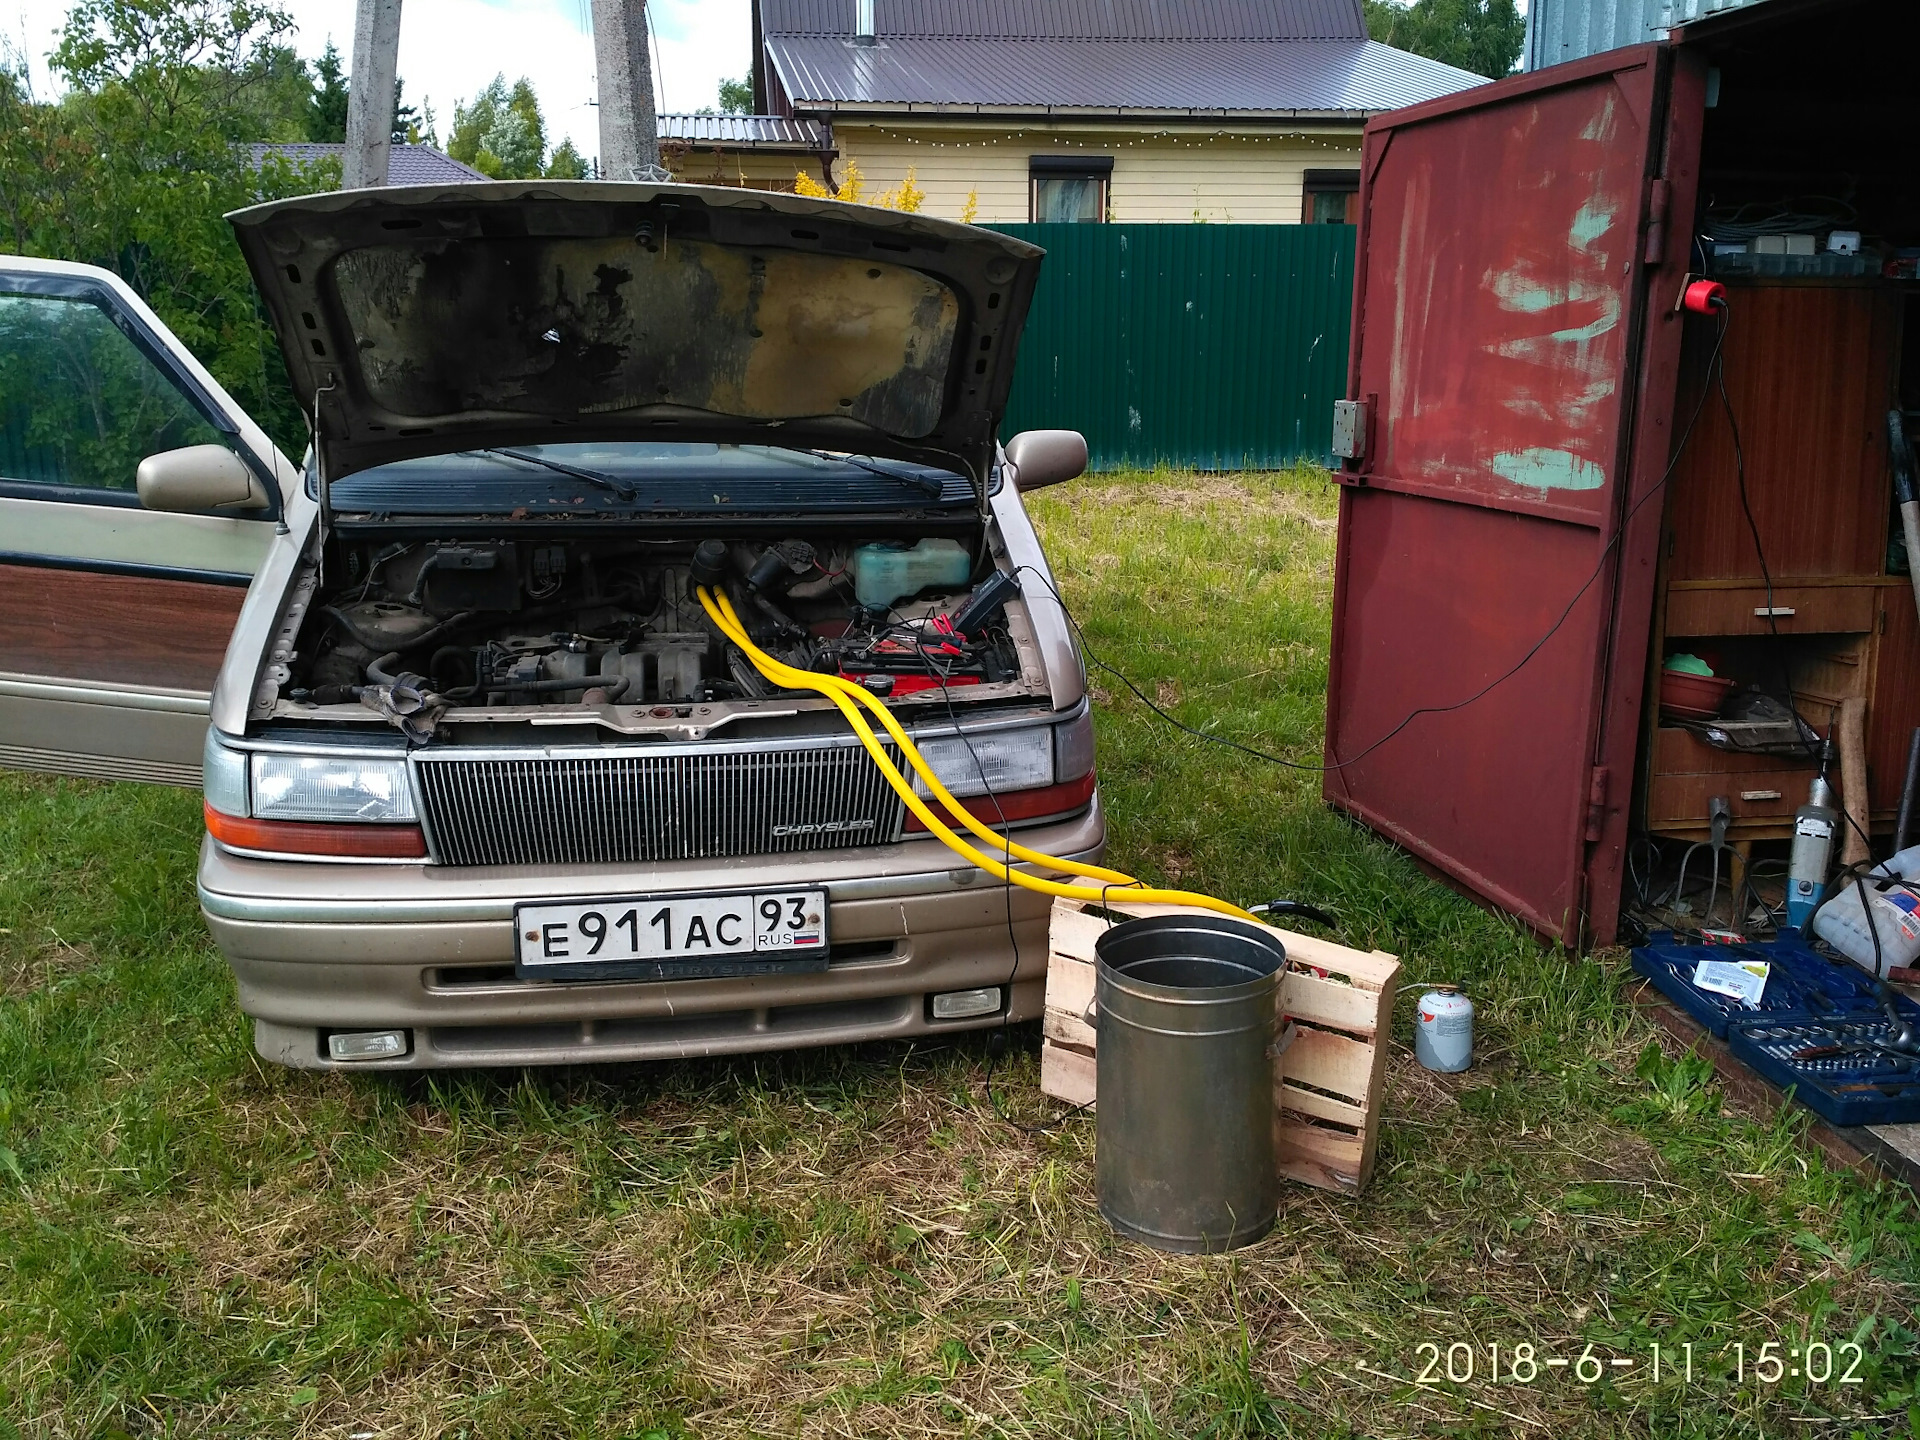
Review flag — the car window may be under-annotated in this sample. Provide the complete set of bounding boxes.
[0,292,228,497]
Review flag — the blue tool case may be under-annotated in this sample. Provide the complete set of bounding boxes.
[1632,929,1920,1127]
[1630,930,1889,1037]
[1726,1016,1920,1127]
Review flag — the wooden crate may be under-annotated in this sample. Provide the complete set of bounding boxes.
[1039,898,1400,1195]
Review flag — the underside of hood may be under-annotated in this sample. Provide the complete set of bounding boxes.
[227,182,1044,495]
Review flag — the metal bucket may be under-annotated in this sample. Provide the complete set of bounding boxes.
[1093,913,1285,1254]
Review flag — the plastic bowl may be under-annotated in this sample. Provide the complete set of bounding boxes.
[1660,669,1735,721]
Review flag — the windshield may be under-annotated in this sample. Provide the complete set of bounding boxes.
[319,442,976,516]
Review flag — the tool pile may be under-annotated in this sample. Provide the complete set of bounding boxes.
[1633,930,1920,1126]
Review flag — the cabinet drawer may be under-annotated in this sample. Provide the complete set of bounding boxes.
[1646,727,1817,828]
[1663,585,1876,637]
[1647,769,1809,827]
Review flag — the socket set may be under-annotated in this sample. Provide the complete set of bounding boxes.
[1630,929,1890,1037]
[1633,930,1920,1126]
[1728,1017,1920,1127]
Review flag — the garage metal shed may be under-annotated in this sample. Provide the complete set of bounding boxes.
[1324,0,1919,947]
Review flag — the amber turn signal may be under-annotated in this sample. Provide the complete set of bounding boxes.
[203,802,428,859]
[904,770,1097,833]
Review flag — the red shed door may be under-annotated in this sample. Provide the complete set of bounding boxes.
[1325,50,1671,945]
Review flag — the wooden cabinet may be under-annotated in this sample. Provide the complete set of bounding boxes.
[1645,280,1908,841]
[1663,583,1879,638]
[1664,284,1900,584]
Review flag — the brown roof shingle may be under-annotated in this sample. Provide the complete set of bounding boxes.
[762,0,1367,40]
[246,143,487,184]
[759,0,1485,117]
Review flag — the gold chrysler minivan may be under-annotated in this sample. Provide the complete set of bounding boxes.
[0,182,1102,1068]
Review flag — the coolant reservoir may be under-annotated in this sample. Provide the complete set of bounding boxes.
[850,539,972,609]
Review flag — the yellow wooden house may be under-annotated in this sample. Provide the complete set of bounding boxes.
[662,0,1485,224]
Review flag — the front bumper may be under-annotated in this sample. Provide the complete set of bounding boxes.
[199,800,1105,1069]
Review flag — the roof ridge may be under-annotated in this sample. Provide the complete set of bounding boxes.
[761,32,1364,41]
[760,27,1485,114]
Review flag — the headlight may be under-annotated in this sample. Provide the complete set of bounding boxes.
[249,753,417,823]
[202,731,249,817]
[914,726,1055,798]
[1054,709,1095,782]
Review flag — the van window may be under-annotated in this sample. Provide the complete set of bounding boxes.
[0,293,226,497]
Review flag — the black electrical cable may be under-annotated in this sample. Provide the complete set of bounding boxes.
[1854,874,1887,979]
[1714,312,1803,716]
[925,644,1089,1133]
[1005,310,1734,777]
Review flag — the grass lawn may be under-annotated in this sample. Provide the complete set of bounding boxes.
[2,466,1918,1438]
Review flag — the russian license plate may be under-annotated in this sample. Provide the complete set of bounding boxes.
[515,888,829,982]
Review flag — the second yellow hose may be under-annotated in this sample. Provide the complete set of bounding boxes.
[696,585,1257,923]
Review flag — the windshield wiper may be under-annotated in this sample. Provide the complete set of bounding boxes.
[797,449,948,499]
[466,447,637,501]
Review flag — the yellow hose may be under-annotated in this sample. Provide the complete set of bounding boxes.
[696,585,1257,923]
[710,586,1133,884]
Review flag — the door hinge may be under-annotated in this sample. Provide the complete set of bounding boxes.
[1585,765,1610,843]
[1331,398,1367,461]
[1644,178,1672,266]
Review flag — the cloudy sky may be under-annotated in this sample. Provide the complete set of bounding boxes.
[2,0,753,163]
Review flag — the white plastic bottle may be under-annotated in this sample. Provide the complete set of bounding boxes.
[1810,843,1920,977]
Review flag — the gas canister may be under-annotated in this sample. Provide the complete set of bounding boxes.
[1414,987,1474,1072]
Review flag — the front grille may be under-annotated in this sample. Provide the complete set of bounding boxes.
[412,741,909,866]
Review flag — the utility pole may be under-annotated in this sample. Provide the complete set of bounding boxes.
[591,0,662,181]
[344,0,403,187]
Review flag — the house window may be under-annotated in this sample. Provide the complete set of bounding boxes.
[1303,169,1360,225]
[1030,155,1112,223]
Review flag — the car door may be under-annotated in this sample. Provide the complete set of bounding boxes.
[1323,47,1705,947]
[0,259,294,785]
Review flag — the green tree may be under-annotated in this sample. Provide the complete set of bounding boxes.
[718,75,752,114]
[230,41,315,139]
[305,38,346,140]
[391,74,425,143]
[1364,0,1523,79]
[446,73,551,178]
[2,0,334,455]
[545,137,589,179]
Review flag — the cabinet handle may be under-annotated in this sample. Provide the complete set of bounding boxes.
[1754,606,1795,618]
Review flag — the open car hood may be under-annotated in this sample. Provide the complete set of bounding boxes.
[228,182,1044,500]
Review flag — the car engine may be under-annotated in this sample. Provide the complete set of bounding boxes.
[289,536,1028,721]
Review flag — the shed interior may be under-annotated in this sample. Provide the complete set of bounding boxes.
[1634,0,1920,927]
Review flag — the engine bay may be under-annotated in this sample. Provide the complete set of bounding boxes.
[273,531,1043,737]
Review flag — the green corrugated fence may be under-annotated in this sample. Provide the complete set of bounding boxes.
[989,223,1356,472]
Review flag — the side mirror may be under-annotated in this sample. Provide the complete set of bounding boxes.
[137,444,270,513]
[1005,429,1088,492]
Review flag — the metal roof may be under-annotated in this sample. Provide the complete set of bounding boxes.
[761,0,1367,40]
[247,143,487,184]
[658,113,829,148]
[1524,0,1772,68]
[764,35,1485,116]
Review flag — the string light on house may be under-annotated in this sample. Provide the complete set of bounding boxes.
[860,125,1360,153]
